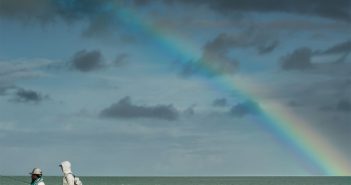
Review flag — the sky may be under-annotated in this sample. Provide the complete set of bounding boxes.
[0,0,351,176]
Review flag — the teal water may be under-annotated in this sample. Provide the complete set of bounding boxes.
[1,176,350,185]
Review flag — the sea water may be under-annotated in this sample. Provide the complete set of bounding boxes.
[1,176,350,185]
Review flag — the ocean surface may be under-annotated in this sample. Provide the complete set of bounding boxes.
[1,176,350,185]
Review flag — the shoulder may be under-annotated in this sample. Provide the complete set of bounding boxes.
[65,173,74,177]
[38,182,45,185]
[65,173,75,181]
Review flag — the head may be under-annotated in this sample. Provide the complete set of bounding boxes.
[59,161,72,174]
[30,168,42,180]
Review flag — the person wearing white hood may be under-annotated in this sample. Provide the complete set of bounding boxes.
[59,161,81,185]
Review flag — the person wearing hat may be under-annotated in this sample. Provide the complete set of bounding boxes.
[30,168,45,185]
[59,161,76,185]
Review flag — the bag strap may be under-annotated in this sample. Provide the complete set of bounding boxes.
[64,173,75,185]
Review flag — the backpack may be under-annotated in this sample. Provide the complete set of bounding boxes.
[73,176,82,185]
[65,173,83,185]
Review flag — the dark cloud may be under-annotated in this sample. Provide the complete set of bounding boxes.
[184,106,195,116]
[4,0,350,24]
[292,76,351,108]
[280,41,351,73]
[180,29,279,76]
[320,40,351,55]
[335,52,351,63]
[200,33,240,74]
[131,0,151,6]
[0,0,55,23]
[288,100,303,107]
[319,105,334,112]
[257,19,351,33]
[180,32,246,76]
[70,50,105,72]
[114,53,129,66]
[229,100,261,117]
[319,99,351,112]
[212,98,228,107]
[0,88,6,95]
[81,13,117,38]
[336,99,351,112]
[281,47,313,70]
[100,96,179,121]
[12,88,48,103]
[0,0,120,37]
[173,0,351,22]
[315,40,351,63]
[179,60,200,77]
[2,0,350,41]
[257,40,279,55]
[0,86,12,96]
[0,60,51,100]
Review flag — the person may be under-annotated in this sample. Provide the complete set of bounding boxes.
[30,168,45,185]
[59,161,80,185]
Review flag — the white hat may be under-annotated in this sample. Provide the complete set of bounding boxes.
[30,168,42,175]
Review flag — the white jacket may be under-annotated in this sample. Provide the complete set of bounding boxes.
[60,161,75,185]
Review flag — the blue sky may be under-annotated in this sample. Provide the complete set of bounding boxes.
[0,0,351,176]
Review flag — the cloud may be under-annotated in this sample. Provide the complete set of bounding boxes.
[183,106,195,116]
[4,0,349,25]
[212,98,228,107]
[114,53,129,66]
[204,30,277,55]
[70,49,105,72]
[174,0,351,22]
[282,75,351,110]
[199,33,240,75]
[69,50,128,71]
[81,13,117,38]
[179,60,200,77]
[0,59,50,79]
[257,40,279,55]
[0,59,51,97]
[0,60,52,104]
[336,99,351,112]
[280,40,351,72]
[2,0,350,42]
[281,47,313,70]
[256,19,351,33]
[11,88,49,103]
[229,100,261,117]
[179,32,252,76]
[288,100,303,107]
[100,96,179,121]
[0,0,121,37]
[179,28,279,76]
[0,85,14,96]
[315,40,351,63]
[0,0,55,22]
[319,40,351,55]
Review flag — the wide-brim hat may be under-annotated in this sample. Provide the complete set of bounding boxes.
[30,168,42,175]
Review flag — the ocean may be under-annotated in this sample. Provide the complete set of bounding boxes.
[1,176,350,185]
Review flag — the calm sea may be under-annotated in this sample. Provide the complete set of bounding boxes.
[1,176,350,185]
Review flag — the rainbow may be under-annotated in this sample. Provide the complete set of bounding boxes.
[108,3,351,176]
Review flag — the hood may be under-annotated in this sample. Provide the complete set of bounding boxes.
[60,161,72,174]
